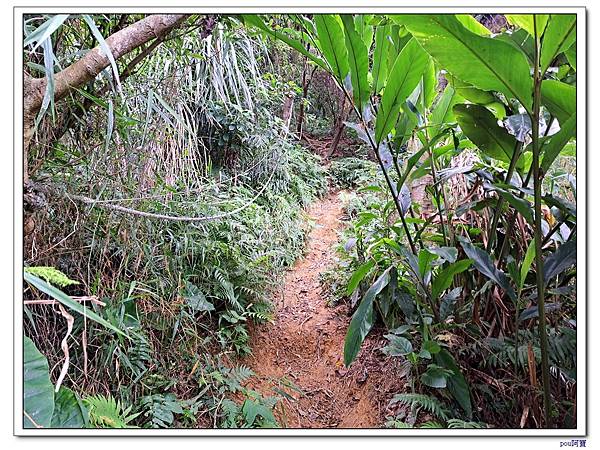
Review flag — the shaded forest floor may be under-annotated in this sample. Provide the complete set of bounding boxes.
[244,191,409,428]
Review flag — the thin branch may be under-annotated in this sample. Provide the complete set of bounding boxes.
[55,304,74,393]
[24,296,106,307]
[56,155,281,222]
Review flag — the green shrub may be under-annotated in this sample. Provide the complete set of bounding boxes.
[328,157,379,189]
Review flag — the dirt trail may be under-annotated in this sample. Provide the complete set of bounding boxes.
[245,191,408,428]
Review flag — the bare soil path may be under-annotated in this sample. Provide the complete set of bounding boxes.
[244,191,407,428]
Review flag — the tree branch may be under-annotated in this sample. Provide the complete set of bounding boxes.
[23,14,189,181]
[24,14,188,120]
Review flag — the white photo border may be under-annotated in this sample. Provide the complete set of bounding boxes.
[13,3,587,437]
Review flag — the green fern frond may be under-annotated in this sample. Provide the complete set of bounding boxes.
[447,419,488,429]
[385,418,413,428]
[139,393,183,428]
[214,268,243,310]
[390,393,449,421]
[220,398,241,428]
[419,421,445,428]
[222,364,254,391]
[84,394,139,428]
[24,266,79,287]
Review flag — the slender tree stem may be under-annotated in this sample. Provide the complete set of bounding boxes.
[514,292,520,378]
[532,17,552,427]
[314,38,418,255]
[372,98,422,253]
[392,149,423,246]
[486,141,522,253]
[372,138,418,255]
[523,115,555,189]
[339,87,418,255]
[420,82,450,247]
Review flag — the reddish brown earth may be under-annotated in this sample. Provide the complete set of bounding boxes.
[244,191,408,428]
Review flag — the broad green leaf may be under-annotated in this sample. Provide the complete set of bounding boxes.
[507,258,520,290]
[440,287,462,320]
[344,268,391,366]
[541,80,576,125]
[446,75,495,105]
[494,187,534,224]
[241,15,327,71]
[372,25,391,93]
[379,267,398,319]
[505,14,549,38]
[543,239,577,286]
[519,240,536,290]
[455,15,491,36]
[397,290,416,319]
[434,349,472,418]
[23,14,70,51]
[432,259,472,300]
[290,14,318,37]
[394,108,418,145]
[375,38,428,143]
[421,364,449,388]
[24,272,131,340]
[354,14,375,50]
[519,302,561,321]
[394,14,533,111]
[341,15,370,110]
[381,334,413,356]
[183,282,215,313]
[388,25,412,64]
[314,15,349,82]
[486,101,507,120]
[429,86,462,136]
[422,57,437,109]
[424,340,442,354]
[459,238,516,301]
[541,113,576,173]
[453,104,518,164]
[347,259,375,296]
[540,15,576,73]
[418,248,437,280]
[241,399,276,426]
[24,336,54,428]
[389,325,412,336]
[495,28,535,65]
[565,42,576,70]
[428,246,458,264]
[51,387,88,428]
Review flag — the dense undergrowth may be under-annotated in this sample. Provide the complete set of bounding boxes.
[322,151,576,428]
[23,18,327,428]
[22,12,578,430]
[25,133,327,429]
